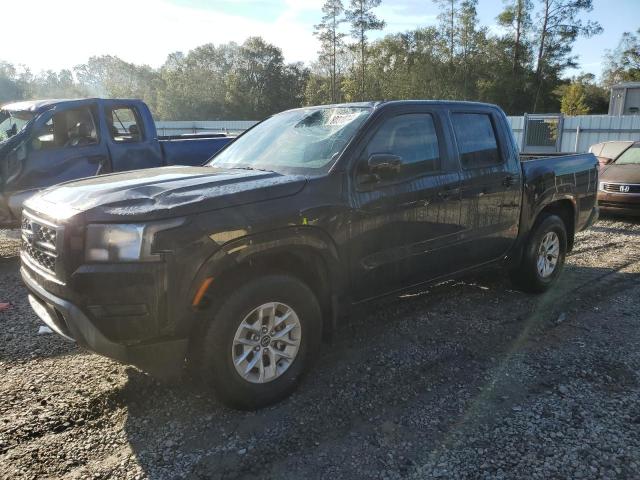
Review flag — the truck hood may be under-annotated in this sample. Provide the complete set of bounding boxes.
[25,166,307,223]
[600,163,640,185]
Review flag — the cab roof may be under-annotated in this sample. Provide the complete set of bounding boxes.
[288,99,501,112]
[0,98,100,114]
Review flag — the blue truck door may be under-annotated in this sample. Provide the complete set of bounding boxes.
[18,101,110,192]
[101,100,163,172]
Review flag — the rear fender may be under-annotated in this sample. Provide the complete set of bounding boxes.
[509,174,578,267]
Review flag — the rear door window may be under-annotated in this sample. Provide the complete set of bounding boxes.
[106,107,143,143]
[451,113,502,169]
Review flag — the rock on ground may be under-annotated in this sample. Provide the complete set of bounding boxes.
[1,217,639,479]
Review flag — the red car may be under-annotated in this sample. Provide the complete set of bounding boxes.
[592,141,640,215]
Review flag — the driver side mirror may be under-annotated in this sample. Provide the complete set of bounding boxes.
[360,153,402,183]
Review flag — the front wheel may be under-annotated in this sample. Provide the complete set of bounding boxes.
[510,213,567,293]
[198,274,322,409]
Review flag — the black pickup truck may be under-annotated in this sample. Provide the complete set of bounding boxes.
[20,101,598,409]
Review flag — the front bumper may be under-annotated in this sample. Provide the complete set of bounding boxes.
[598,191,640,216]
[21,266,188,378]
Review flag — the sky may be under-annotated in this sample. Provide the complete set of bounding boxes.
[2,0,638,80]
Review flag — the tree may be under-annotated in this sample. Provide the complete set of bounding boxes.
[495,0,534,113]
[457,0,484,98]
[555,73,608,114]
[75,56,162,114]
[0,62,25,104]
[602,29,640,88]
[314,0,346,103]
[532,0,602,112]
[158,43,235,120]
[497,0,533,74]
[431,0,488,100]
[559,82,589,115]
[434,0,459,65]
[345,0,385,100]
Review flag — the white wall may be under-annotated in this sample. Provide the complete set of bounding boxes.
[155,120,258,136]
[508,115,640,152]
[157,116,640,153]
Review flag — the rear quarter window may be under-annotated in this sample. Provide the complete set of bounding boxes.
[106,107,143,143]
[451,113,502,169]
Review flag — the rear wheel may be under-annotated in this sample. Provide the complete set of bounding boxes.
[510,213,567,293]
[198,274,321,409]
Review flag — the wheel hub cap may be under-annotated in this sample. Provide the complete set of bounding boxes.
[232,302,302,384]
[537,231,560,278]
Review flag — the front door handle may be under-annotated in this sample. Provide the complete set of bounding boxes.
[503,175,515,187]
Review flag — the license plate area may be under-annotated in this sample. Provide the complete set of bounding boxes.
[28,295,74,341]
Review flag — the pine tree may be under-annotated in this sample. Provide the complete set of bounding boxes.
[314,0,346,103]
[532,0,602,112]
[345,0,385,101]
[560,82,589,115]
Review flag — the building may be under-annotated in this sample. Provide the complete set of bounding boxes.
[609,82,640,116]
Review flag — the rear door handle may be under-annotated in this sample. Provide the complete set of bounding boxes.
[87,154,106,164]
[437,187,461,200]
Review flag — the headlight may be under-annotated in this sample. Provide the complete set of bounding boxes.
[85,219,183,262]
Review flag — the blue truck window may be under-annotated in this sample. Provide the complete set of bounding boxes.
[107,107,143,143]
[452,113,502,169]
[32,107,97,151]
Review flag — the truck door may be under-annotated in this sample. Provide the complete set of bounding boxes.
[16,102,110,193]
[451,110,522,265]
[101,101,163,172]
[348,107,464,301]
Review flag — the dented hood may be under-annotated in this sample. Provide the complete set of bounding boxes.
[24,166,307,223]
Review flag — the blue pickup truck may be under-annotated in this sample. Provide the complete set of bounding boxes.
[0,98,233,227]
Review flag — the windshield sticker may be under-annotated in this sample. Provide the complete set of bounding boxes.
[326,111,362,126]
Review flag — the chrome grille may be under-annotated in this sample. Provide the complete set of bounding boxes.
[21,214,61,274]
[600,182,640,194]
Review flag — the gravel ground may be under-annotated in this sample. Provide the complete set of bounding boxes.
[1,216,639,480]
[0,229,20,259]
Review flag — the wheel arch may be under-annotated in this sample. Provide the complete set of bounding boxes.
[188,227,342,343]
[535,198,576,251]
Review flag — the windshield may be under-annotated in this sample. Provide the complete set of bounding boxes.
[209,106,372,174]
[615,145,640,165]
[0,109,35,143]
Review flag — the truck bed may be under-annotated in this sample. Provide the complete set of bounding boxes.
[519,152,599,235]
[160,135,233,167]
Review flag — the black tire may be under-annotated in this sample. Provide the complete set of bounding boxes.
[198,274,322,410]
[510,213,567,293]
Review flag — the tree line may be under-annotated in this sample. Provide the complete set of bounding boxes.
[1,0,639,120]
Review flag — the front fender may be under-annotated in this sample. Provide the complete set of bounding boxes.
[188,225,343,306]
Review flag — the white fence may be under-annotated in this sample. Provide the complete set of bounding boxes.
[157,115,640,153]
[155,120,258,136]
[508,114,640,153]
